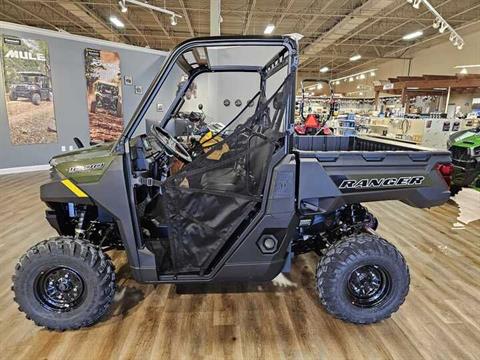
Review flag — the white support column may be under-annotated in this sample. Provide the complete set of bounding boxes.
[210,0,221,36]
[445,86,451,113]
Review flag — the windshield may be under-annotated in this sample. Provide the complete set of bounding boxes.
[121,37,293,148]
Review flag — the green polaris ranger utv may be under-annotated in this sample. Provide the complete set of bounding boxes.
[12,36,453,331]
[448,126,480,195]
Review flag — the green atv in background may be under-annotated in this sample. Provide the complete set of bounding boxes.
[448,127,480,196]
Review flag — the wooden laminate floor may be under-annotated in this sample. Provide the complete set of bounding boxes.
[0,171,479,360]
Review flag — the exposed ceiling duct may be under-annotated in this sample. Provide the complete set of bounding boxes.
[56,0,125,42]
[300,0,395,68]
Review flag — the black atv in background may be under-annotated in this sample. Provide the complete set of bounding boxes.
[90,80,122,117]
[9,71,53,105]
[12,35,452,331]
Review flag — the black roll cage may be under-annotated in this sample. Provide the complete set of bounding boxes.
[118,36,298,253]
[116,36,298,152]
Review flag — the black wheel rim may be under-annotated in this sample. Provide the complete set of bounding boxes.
[35,266,85,312]
[347,265,391,308]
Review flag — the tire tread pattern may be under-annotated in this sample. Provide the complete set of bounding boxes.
[315,233,410,324]
[12,237,116,331]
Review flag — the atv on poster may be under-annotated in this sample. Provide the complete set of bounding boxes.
[1,36,57,145]
[84,48,123,143]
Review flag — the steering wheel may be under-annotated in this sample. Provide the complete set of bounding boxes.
[151,125,192,164]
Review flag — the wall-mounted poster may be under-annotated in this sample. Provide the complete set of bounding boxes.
[1,36,57,145]
[84,48,123,143]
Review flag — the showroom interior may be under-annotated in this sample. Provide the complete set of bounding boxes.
[0,0,479,358]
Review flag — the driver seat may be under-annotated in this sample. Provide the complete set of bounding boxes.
[200,166,245,193]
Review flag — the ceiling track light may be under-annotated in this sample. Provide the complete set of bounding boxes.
[408,0,465,50]
[123,0,182,22]
[118,0,128,12]
[330,68,378,84]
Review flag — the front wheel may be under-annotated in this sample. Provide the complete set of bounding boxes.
[12,237,116,331]
[316,234,409,324]
[31,93,41,105]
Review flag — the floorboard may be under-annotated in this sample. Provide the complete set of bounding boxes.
[0,171,479,360]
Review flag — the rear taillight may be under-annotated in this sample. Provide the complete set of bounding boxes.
[436,163,454,186]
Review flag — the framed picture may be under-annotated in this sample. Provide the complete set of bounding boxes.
[1,36,58,145]
[84,48,123,143]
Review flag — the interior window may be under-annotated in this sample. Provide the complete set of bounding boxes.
[168,71,260,137]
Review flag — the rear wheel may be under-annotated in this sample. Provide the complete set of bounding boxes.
[316,233,409,324]
[12,237,115,331]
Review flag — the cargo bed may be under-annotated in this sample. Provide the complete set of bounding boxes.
[293,135,451,214]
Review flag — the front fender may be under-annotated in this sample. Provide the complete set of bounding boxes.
[40,180,94,205]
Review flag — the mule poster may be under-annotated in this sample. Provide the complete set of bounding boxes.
[1,36,57,145]
[84,48,123,143]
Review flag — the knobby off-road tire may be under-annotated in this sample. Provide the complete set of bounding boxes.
[31,93,41,105]
[316,233,409,324]
[12,237,116,331]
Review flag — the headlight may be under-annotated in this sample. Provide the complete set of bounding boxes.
[473,146,480,157]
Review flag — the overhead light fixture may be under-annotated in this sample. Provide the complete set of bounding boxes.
[412,0,422,9]
[109,15,124,28]
[454,64,480,69]
[319,66,329,73]
[460,68,468,74]
[409,0,465,51]
[402,30,423,41]
[335,80,340,85]
[118,0,128,12]
[330,68,378,84]
[439,22,448,33]
[170,15,177,26]
[316,84,323,90]
[123,0,182,21]
[350,54,362,62]
[349,77,354,82]
[264,24,275,34]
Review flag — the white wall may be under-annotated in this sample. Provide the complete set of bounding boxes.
[0,22,167,169]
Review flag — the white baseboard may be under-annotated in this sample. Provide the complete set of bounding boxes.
[0,164,50,175]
